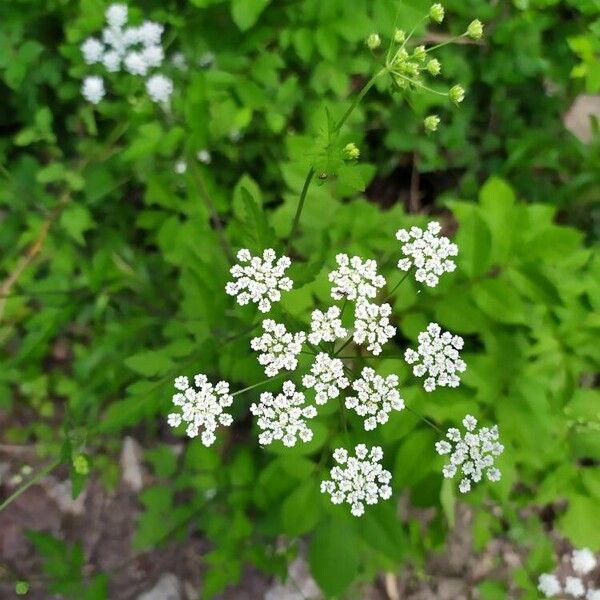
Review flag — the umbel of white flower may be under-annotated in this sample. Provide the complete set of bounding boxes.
[251,319,306,377]
[328,254,386,302]
[302,352,350,404]
[405,322,466,391]
[538,548,599,599]
[80,3,173,104]
[435,415,504,493]
[345,367,404,430]
[81,76,105,104]
[308,306,347,345]
[250,381,316,447]
[320,445,392,517]
[353,301,396,355]
[225,248,293,313]
[396,221,457,287]
[167,374,233,447]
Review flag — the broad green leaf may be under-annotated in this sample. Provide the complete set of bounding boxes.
[231,0,270,30]
[449,201,492,278]
[558,494,600,549]
[281,480,322,535]
[471,276,527,324]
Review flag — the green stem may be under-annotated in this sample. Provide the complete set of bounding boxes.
[384,269,411,301]
[286,68,388,253]
[334,334,354,356]
[0,459,60,512]
[232,374,284,397]
[425,34,466,53]
[405,405,443,435]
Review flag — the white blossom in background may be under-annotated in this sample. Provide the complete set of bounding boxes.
[565,577,586,597]
[174,160,187,174]
[225,248,293,313]
[81,76,105,104]
[396,221,458,287]
[251,320,306,377]
[572,549,597,575]
[167,374,233,447]
[345,367,404,430]
[308,306,347,345]
[538,574,562,598]
[588,590,600,600]
[328,254,386,302]
[80,3,171,104]
[405,322,466,391]
[435,415,504,493]
[302,353,349,404]
[353,301,396,355]
[250,381,316,447]
[197,149,212,164]
[171,52,187,70]
[320,445,392,517]
[146,74,173,103]
[199,51,215,67]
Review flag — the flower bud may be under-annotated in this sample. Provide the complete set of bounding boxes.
[449,84,465,104]
[429,3,444,23]
[427,58,441,76]
[466,19,483,40]
[424,115,440,132]
[367,33,381,50]
[15,582,29,596]
[413,45,426,62]
[73,454,90,475]
[343,143,360,161]
[394,29,406,43]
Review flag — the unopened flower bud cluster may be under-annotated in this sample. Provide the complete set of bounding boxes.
[80,3,173,104]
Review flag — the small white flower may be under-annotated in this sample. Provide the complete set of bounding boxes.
[572,548,597,575]
[225,248,293,313]
[138,20,164,46]
[146,74,173,103]
[538,573,561,598]
[81,37,104,64]
[167,374,234,447]
[565,576,585,598]
[197,149,212,164]
[81,76,105,104]
[320,444,392,517]
[396,221,458,287]
[328,254,386,302]
[124,51,148,76]
[175,160,187,174]
[437,415,504,493]
[122,26,140,46]
[302,353,349,405]
[587,590,600,600]
[199,51,215,67]
[171,52,187,70]
[141,44,164,68]
[405,322,466,391]
[345,367,404,430]
[250,381,316,447]
[105,3,128,29]
[308,306,347,345]
[353,301,396,355]
[102,50,121,72]
[251,320,306,377]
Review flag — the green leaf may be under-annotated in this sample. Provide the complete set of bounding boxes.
[394,428,437,489]
[471,275,527,325]
[124,351,174,377]
[240,186,275,251]
[449,201,492,278]
[60,204,94,245]
[231,0,271,30]
[308,516,359,597]
[558,494,600,549]
[281,480,322,536]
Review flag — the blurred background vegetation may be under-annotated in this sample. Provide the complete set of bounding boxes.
[0,0,599,598]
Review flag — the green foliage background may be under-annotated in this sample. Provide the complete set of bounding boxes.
[0,0,599,598]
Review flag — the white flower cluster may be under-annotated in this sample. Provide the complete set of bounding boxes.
[251,320,306,377]
[396,221,457,287]
[345,367,404,430]
[435,415,504,493]
[302,353,349,404]
[405,322,466,392]
[308,306,347,345]
[353,301,396,355]
[320,445,392,517]
[80,3,173,104]
[250,381,316,447]
[167,374,233,446]
[538,548,599,599]
[226,248,293,313]
[328,254,386,301]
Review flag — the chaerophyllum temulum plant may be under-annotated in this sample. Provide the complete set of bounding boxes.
[162,5,499,520]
